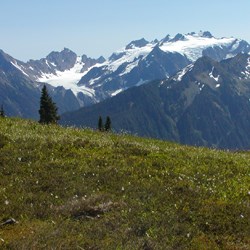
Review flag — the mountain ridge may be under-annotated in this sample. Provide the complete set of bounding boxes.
[61,53,250,149]
[1,31,250,119]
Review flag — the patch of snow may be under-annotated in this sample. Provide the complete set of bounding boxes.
[10,61,29,77]
[209,67,220,82]
[244,71,250,78]
[225,53,235,59]
[50,62,57,67]
[173,64,194,82]
[195,81,205,91]
[119,60,139,76]
[246,58,250,72]
[107,43,154,72]
[89,76,101,86]
[160,35,236,62]
[247,58,250,68]
[216,84,221,88]
[241,59,250,79]
[230,39,240,51]
[29,66,34,70]
[45,60,50,67]
[197,82,205,91]
[111,88,123,96]
[136,79,146,86]
[201,84,205,91]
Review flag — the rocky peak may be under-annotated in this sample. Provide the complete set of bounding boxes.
[46,48,77,71]
[97,56,106,64]
[160,35,171,44]
[170,33,186,42]
[125,38,149,50]
[200,31,213,38]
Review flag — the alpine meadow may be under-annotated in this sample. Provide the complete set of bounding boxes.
[0,118,249,249]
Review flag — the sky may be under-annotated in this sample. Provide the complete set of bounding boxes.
[1,0,250,62]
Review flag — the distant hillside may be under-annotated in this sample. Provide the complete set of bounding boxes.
[61,54,250,150]
[0,118,249,249]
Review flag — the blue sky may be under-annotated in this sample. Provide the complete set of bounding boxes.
[1,0,250,61]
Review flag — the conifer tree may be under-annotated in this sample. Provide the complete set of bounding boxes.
[98,116,103,131]
[0,105,5,118]
[104,116,111,131]
[39,85,60,124]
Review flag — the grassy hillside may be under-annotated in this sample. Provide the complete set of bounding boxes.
[0,118,249,249]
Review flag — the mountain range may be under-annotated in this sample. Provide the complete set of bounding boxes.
[1,31,250,118]
[61,53,250,149]
[2,31,250,149]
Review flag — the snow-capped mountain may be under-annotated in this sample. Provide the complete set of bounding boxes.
[77,31,250,100]
[18,48,105,81]
[0,49,98,118]
[9,48,105,103]
[61,53,250,149]
[1,31,250,119]
[10,31,250,104]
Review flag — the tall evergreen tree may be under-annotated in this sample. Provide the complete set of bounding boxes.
[104,116,111,131]
[39,85,60,124]
[98,116,103,131]
[0,105,5,118]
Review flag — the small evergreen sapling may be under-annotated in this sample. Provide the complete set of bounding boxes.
[98,116,103,131]
[0,105,5,118]
[105,116,111,131]
[39,85,60,124]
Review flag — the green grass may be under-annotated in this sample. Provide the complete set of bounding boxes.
[0,117,249,249]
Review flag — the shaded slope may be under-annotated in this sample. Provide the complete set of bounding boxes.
[0,50,41,118]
